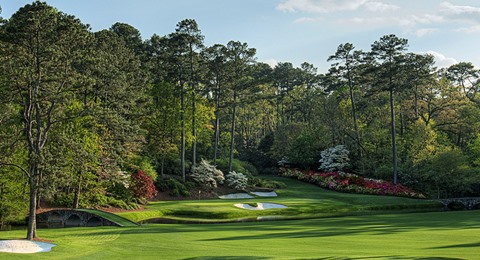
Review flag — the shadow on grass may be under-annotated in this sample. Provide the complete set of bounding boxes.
[180,256,465,260]
[182,257,270,260]
[290,256,407,260]
[428,241,480,249]
[67,210,480,242]
[415,256,465,260]
[298,257,464,260]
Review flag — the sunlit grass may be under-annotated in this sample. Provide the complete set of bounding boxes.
[1,211,479,259]
[0,178,471,259]
[118,177,441,223]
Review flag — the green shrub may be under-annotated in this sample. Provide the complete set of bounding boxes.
[240,161,258,176]
[55,193,76,207]
[0,168,29,225]
[216,158,257,177]
[156,176,191,197]
[249,178,287,189]
[0,197,28,226]
[106,171,132,201]
[160,157,192,177]
[261,167,280,175]
[129,155,158,181]
[108,182,133,201]
[106,197,128,209]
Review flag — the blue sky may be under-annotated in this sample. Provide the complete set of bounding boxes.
[2,0,479,73]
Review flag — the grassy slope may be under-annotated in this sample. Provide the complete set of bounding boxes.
[1,210,479,259]
[118,177,441,223]
[76,209,138,227]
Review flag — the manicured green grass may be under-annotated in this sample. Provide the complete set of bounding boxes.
[118,177,441,223]
[76,209,138,227]
[1,210,479,259]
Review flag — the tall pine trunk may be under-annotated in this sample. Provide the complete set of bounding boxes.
[73,174,82,209]
[212,80,221,166]
[192,89,197,167]
[389,84,398,185]
[181,82,186,182]
[190,43,197,168]
[414,84,419,119]
[347,71,362,160]
[26,164,38,240]
[228,89,237,173]
[213,107,220,166]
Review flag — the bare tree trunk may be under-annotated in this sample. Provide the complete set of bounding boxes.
[390,86,398,185]
[192,89,197,167]
[181,82,186,182]
[414,84,419,119]
[160,157,165,177]
[213,110,220,166]
[26,165,38,240]
[228,90,237,173]
[73,174,82,209]
[213,83,221,166]
[400,111,405,138]
[348,81,362,160]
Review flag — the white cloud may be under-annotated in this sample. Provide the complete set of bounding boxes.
[364,1,399,12]
[455,25,480,33]
[439,1,480,24]
[276,0,394,14]
[415,28,438,37]
[398,14,445,34]
[413,14,444,25]
[439,1,480,16]
[277,0,480,36]
[425,51,457,68]
[264,59,279,68]
[336,16,390,27]
[294,17,324,24]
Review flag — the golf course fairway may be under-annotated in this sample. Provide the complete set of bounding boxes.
[1,210,479,259]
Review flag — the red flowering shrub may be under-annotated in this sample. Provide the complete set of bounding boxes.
[130,170,158,200]
[281,168,425,199]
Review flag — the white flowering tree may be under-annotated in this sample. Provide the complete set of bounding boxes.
[191,159,225,189]
[318,145,350,172]
[225,171,248,190]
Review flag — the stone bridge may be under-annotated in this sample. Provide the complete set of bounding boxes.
[439,197,480,210]
[37,209,121,228]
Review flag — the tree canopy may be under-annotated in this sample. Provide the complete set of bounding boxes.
[2,1,480,239]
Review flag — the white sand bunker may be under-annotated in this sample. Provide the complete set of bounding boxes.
[250,191,278,197]
[234,202,288,210]
[0,240,56,254]
[219,193,254,199]
[220,191,277,199]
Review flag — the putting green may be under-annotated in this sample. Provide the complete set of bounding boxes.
[118,177,441,223]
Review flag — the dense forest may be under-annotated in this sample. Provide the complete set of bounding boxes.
[1,2,480,239]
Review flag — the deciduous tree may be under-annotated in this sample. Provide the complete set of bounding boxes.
[0,2,92,239]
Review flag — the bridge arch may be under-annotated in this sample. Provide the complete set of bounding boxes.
[48,212,62,222]
[65,214,82,227]
[440,197,480,210]
[86,216,102,227]
[37,209,134,228]
[446,201,466,210]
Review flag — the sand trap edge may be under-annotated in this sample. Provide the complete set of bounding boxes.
[0,240,56,254]
[234,202,288,210]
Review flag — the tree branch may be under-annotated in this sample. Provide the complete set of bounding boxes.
[0,162,30,178]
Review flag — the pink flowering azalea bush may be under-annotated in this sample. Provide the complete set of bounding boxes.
[280,168,425,199]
